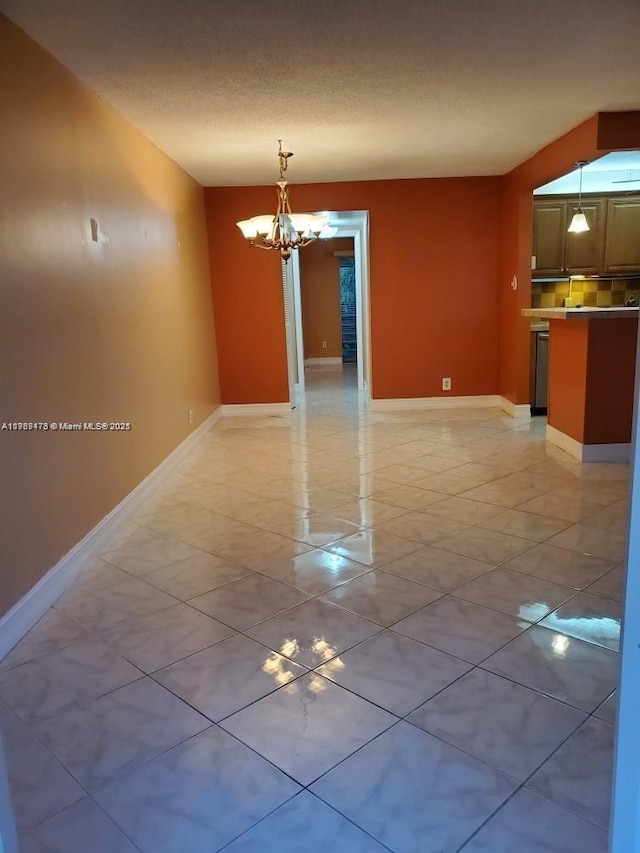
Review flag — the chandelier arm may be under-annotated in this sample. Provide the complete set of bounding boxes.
[276,182,289,214]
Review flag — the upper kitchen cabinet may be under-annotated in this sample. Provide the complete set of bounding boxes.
[564,199,606,275]
[604,197,640,273]
[533,194,640,278]
[532,200,566,276]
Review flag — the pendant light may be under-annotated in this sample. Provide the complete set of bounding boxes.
[236,141,332,261]
[567,161,590,233]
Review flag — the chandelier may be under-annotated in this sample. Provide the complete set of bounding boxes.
[236,141,335,261]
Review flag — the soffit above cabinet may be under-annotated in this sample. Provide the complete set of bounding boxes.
[535,152,640,196]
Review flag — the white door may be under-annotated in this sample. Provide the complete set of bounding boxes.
[281,259,298,408]
[291,251,305,395]
[353,225,370,394]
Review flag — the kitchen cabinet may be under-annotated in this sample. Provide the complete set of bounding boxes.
[604,197,640,273]
[532,194,640,278]
[532,201,566,276]
[532,198,604,276]
[564,199,606,275]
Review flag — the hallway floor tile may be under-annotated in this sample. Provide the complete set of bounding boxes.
[3,366,624,851]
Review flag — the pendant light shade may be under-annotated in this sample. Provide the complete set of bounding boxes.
[567,161,590,234]
[567,212,589,233]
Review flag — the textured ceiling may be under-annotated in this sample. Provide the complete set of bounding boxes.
[2,0,640,186]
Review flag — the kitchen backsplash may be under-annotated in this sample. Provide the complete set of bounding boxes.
[531,279,640,309]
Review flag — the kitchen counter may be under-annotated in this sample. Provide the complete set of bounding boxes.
[523,307,640,321]
[521,308,637,462]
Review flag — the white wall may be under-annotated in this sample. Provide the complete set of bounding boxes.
[0,739,17,853]
[610,321,640,853]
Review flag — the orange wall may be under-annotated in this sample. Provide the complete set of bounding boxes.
[499,112,640,404]
[585,318,637,445]
[547,317,638,445]
[300,238,353,359]
[205,186,289,403]
[206,177,502,402]
[548,320,589,443]
[598,112,640,150]
[0,16,220,616]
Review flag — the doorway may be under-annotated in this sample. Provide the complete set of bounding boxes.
[339,254,357,364]
[282,210,371,407]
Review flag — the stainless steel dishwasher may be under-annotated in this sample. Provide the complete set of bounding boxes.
[530,331,549,415]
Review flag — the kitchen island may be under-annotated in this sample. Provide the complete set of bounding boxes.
[522,307,639,461]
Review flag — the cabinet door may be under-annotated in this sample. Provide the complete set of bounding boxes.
[565,199,606,275]
[533,201,566,276]
[604,197,640,273]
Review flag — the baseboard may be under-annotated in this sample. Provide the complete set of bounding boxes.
[0,407,222,660]
[545,425,584,460]
[370,395,503,412]
[499,397,532,420]
[221,403,291,416]
[546,424,631,462]
[582,444,631,463]
[304,357,343,366]
[371,395,532,420]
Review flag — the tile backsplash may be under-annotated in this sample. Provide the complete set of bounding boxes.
[531,279,640,309]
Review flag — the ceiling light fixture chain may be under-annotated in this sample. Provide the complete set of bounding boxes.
[277,139,292,180]
[236,141,337,261]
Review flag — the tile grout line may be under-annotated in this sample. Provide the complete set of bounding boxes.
[3,396,626,849]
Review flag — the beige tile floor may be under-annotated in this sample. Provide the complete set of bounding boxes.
[1,365,626,852]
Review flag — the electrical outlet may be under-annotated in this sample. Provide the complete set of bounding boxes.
[188,409,194,424]
[442,377,452,391]
[322,340,327,349]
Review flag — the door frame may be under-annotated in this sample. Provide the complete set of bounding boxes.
[287,210,371,401]
[281,259,299,406]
